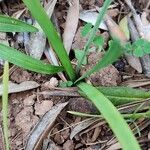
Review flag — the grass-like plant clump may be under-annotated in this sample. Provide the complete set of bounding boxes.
[1,0,150,149]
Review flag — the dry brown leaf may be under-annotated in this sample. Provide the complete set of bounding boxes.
[70,118,98,140]
[105,15,142,73]
[63,0,79,54]
[0,81,39,95]
[12,8,26,19]
[141,12,150,41]
[26,25,46,59]
[106,142,121,150]
[105,15,127,42]
[26,0,57,59]
[44,0,57,17]
[25,102,68,150]
[121,79,150,87]
[140,12,150,76]
[79,10,108,30]
[125,55,142,73]
[42,139,61,150]
[63,140,75,150]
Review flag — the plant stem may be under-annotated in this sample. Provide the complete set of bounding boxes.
[2,61,9,150]
[76,0,113,73]
[123,110,150,119]
[68,110,150,120]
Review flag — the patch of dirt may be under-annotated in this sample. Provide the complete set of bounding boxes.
[9,89,58,149]
[10,68,32,83]
[68,97,97,113]
[72,26,101,50]
[80,52,120,86]
[34,100,53,116]
[63,140,75,150]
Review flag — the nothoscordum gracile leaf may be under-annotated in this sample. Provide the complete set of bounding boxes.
[75,40,123,83]
[74,50,87,65]
[68,110,150,120]
[2,61,10,150]
[81,23,93,37]
[22,0,76,81]
[78,82,141,150]
[93,36,104,50]
[0,15,38,32]
[97,86,150,105]
[0,43,64,74]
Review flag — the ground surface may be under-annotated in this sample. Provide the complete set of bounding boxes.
[0,0,150,150]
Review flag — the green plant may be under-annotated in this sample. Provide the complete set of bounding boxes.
[1,0,150,149]
[0,15,38,32]
[125,39,150,57]
[77,83,141,150]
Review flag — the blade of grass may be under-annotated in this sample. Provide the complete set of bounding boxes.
[0,15,38,32]
[96,86,150,105]
[68,110,150,119]
[67,111,150,120]
[78,82,141,150]
[76,0,113,72]
[0,43,64,74]
[75,40,123,83]
[2,61,10,150]
[22,0,76,81]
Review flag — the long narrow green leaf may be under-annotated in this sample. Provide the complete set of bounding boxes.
[68,111,150,119]
[75,40,123,83]
[2,61,10,150]
[22,0,76,81]
[0,43,64,74]
[78,82,141,150]
[76,0,113,72]
[97,86,150,105]
[0,15,38,32]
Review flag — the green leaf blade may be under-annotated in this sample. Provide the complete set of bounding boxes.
[22,0,76,81]
[81,23,93,37]
[0,43,64,74]
[76,0,113,72]
[74,50,87,65]
[97,86,150,105]
[93,36,104,50]
[78,82,141,150]
[75,40,123,83]
[0,15,38,32]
